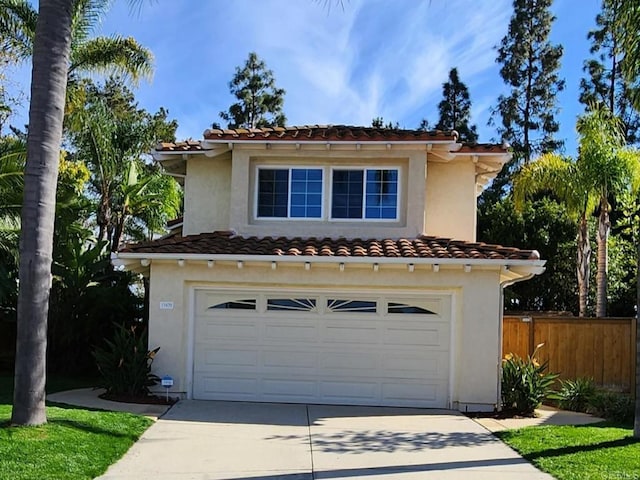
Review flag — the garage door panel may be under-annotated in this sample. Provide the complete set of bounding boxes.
[197,375,259,399]
[262,378,317,399]
[263,350,318,369]
[383,325,446,346]
[193,290,452,408]
[203,320,259,341]
[264,322,318,342]
[382,381,445,404]
[320,380,379,401]
[384,352,447,376]
[322,324,379,344]
[200,348,259,368]
[319,351,379,371]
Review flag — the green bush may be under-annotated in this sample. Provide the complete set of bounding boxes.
[501,344,559,416]
[93,323,160,397]
[557,377,596,412]
[587,391,634,424]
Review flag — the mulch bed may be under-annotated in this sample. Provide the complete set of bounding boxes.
[464,409,537,419]
[99,392,178,405]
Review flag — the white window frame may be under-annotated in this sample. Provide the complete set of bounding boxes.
[328,166,401,222]
[254,165,325,221]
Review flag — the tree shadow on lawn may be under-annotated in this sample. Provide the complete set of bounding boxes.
[1,402,147,442]
[496,428,640,461]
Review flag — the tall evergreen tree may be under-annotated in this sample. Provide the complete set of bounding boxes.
[580,0,640,144]
[219,52,286,129]
[435,68,478,143]
[491,0,564,165]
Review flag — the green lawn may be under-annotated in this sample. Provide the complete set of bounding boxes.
[0,374,153,480]
[497,423,640,480]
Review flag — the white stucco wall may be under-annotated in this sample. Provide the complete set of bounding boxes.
[147,261,503,410]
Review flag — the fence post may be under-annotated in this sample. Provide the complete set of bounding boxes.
[528,315,536,358]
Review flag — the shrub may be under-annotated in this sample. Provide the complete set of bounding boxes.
[93,323,160,397]
[587,391,634,424]
[501,343,559,416]
[557,377,596,412]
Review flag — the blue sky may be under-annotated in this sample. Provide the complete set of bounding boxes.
[6,0,602,155]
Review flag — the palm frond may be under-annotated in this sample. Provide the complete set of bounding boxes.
[69,35,154,83]
[0,0,37,59]
[70,0,114,46]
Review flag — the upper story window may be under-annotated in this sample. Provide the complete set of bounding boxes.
[255,165,400,222]
[331,168,398,220]
[257,168,323,219]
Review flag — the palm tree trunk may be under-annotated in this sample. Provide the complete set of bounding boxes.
[577,215,591,317]
[596,197,610,318]
[11,0,74,426]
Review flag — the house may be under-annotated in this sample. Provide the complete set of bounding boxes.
[115,125,545,411]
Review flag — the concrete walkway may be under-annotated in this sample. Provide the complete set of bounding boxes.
[97,400,553,480]
[47,388,171,419]
[474,405,604,433]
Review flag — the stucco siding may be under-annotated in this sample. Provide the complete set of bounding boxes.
[425,160,477,241]
[183,154,231,235]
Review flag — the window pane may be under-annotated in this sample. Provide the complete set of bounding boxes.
[257,169,289,217]
[290,169,323,218]
[332,170,363,218]
[387,302,436,315]
[365,169,398,219]
[267,298,317,311]
[327,299,377,313]
[209,299,257,310]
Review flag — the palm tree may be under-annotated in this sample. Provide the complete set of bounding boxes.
[514,154,597,317]
[0,0,153,86]
[578,108,640,317]
[6,0,152,426]
[514,108,640,318]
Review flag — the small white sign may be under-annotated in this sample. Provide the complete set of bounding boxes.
[159,301,174,310]
[161,375,174,387]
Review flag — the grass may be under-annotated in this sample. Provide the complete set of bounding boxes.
[0,374,153,480]
[497,423,640,480]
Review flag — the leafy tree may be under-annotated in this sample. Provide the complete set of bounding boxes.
[371,117,399,129]
[491,0,564,166]
[616,0,640,110]
[580,0,640,144]
[435,68,478,142]
[68,78,180,252]
[219,52,286,129]
[417,119,431,131]
[478,196,577,313]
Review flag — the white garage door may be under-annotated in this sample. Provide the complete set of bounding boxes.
[192,290,451,408]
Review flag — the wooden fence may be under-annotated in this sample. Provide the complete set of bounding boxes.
[503,315,636,392]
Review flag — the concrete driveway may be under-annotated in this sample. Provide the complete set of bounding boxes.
[98,400,552,480]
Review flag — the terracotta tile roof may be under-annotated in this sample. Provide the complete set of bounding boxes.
[154,130,510,154]
[457,143,510,154]
[202,125,458,142]
[120,231,540,261]
[156,140,205,152]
